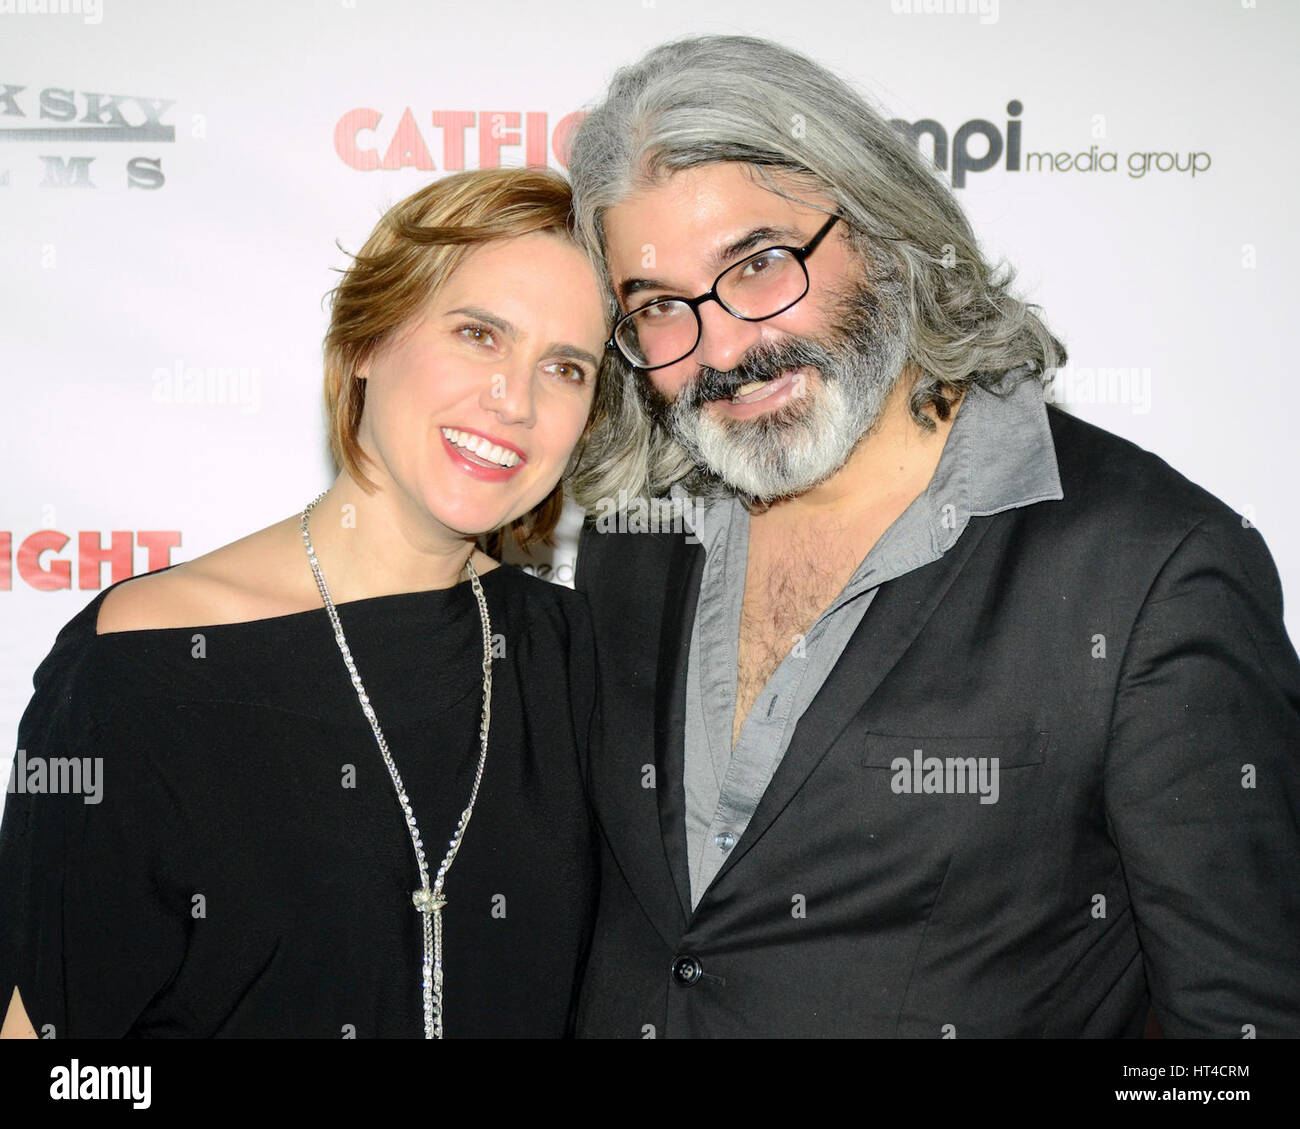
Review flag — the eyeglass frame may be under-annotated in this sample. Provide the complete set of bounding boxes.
[604,212,844,371]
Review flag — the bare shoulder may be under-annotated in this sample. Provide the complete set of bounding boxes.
[95,516,313,635]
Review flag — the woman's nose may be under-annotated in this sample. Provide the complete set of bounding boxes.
[481,365,535,426]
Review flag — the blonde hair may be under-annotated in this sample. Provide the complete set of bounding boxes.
[323,167,602,552]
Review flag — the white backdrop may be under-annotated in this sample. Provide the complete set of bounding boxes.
[3,0,1297,820]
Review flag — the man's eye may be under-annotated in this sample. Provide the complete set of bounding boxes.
[459,324,496,346]
[740,254,776,278]
[639,300,682,319]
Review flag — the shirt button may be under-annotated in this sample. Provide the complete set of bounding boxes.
[714,831,736,851]
[671,955,703,986]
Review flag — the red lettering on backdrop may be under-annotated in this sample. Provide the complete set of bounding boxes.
[525,112,547,166]
[432,111,476,170]
[381,107,435,171]
[334,108,382,171]
[17,531,71,592]
[138,531,182,571]
[78,530,133,590]
[333,108,585,172]
[478,111,520,168]
[2,531,181,592]
[551,111,585,167]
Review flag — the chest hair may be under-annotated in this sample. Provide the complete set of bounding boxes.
[732,524,862,747]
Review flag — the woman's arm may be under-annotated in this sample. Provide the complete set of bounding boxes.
[1,595,189,1039]
[1,986,37,1039]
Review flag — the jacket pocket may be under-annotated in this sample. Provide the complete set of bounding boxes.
[861,731,1048,772]
[852,730,1049,846]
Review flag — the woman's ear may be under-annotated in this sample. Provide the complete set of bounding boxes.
[355,345,376,382]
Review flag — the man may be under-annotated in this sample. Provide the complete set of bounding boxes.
[564,35,1300,1037]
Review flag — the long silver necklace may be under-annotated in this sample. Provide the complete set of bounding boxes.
[300,492,493,1039]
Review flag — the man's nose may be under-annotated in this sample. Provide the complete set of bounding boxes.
[692,299,762,374]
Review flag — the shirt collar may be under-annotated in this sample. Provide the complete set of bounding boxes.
[921,371,1063,555]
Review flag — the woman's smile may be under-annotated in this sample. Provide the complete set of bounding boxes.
[439,425,527,480]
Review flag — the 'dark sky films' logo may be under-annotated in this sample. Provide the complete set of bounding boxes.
[0,81,175,189]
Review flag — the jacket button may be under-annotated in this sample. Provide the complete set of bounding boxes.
[671,955,703,986]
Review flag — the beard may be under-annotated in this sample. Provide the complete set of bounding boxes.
[636,276,912,504]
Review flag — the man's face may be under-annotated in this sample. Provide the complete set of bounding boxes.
[602,162,911,501]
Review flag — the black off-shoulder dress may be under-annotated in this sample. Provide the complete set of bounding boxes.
[0,564,599,1038]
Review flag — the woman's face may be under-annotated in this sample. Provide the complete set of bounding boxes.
[356,231,606,542]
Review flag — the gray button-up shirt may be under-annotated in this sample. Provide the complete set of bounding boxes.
[675,375,1064,907]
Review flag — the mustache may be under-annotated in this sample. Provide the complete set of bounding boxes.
[684,338,831,406]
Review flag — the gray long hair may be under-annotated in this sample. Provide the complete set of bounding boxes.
[565,34,1066,508]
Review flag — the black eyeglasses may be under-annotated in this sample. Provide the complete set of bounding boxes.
[605,213,843,371]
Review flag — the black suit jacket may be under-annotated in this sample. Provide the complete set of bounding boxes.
[573,405,1300,1037]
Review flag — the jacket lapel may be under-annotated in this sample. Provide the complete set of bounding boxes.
[584,526,698,945]
[702,518,995,895]
[653,532,705,921]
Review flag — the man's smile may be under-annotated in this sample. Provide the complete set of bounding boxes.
[727,368,801,404]
[700,367,810,421]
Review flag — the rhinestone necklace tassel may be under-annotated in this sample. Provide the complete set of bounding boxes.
[302,492,492,1039]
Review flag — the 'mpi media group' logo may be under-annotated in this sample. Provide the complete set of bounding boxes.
[890,100,1211,187]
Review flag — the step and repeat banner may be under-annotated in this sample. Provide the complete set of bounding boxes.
[2,0,1296,810]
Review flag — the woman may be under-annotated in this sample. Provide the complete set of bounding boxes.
[0,168,610,1038]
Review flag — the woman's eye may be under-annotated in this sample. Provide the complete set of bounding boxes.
[458,324,496,347]
[545,361,588,384]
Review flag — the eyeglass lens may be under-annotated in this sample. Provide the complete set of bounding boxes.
[614,247,808,369]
